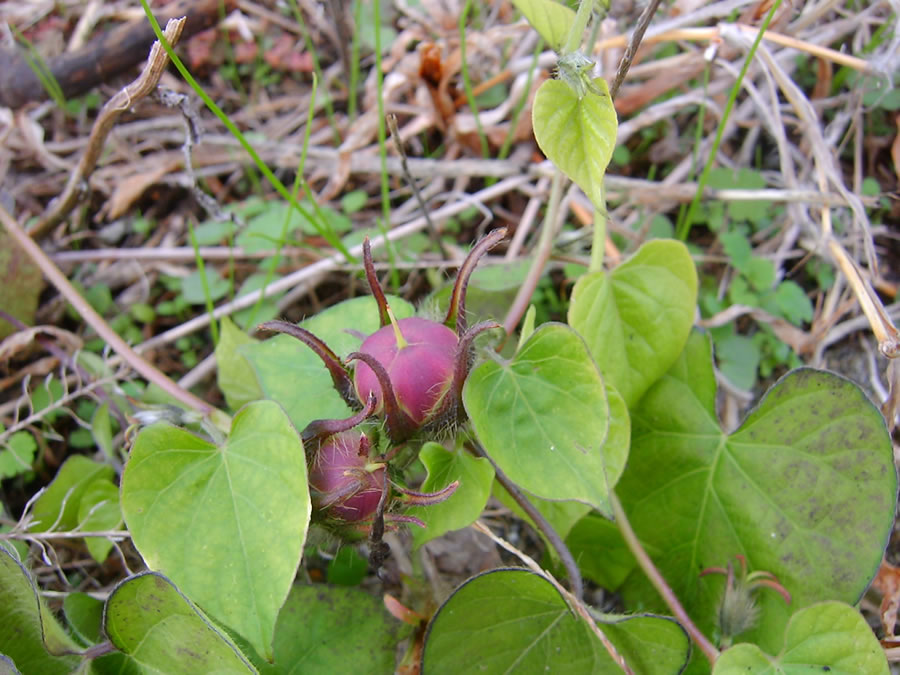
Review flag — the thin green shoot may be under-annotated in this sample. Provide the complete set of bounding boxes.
[675,0,783,241]
[459,0,491,160]
[139,0,354,261]
[373,0,400,290]
[12,26,66,108]
[216,0,247,100]
[563,0,593,55]
[245,74,319,329]
[589,184,607,272]
[498,38,543,161]
[188,220,219,345]
[349,0,362,120]
[286,0,341,145]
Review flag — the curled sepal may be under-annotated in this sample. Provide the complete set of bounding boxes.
[384,513,427,529]
[363,238,391,328]
[444,227,508,335]
[302,393,377,446]
[258,320,358,408]
[396,480,459,506]
[347,351,419,443]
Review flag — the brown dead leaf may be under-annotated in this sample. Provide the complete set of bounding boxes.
[0,230,43,341]
[811,58,832,100]
[263,34,314,73]
[0,325,82,363]
[872,559,900,635]
[103,159,179,220]
[186,27,217,70]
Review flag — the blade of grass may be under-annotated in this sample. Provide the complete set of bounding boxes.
[349,0,363,121]
[11,26,66,108]
[459,0,490,160]
[188,220,220,344]
[138,0,354,262]
[675,0,783,241]
[373,0,399,289]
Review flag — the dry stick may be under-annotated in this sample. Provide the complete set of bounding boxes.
[472,440,584,601]
[0,202,217,419]
[28,18,187,240]
[472,521,633,675]
[611,493,720,666]
[608,0,664,99]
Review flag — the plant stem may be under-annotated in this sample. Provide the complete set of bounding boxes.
[473,441,585,601]
[611,491,720,665]
[501,171,565,338]
[564,0,594,55]
[0,203,223,423]
[589,183,607,272]
[608,0,663,99]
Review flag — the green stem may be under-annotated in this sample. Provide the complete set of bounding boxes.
[675,0,783,241]
[459,0,490,160]
[564,0,593,55]
[589,183,607,272]
[611,492,720,666]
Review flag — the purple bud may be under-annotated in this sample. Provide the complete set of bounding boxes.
[309,432,386,523]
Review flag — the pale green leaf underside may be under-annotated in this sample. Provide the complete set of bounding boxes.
[464,323,622,515]
[512,0,575,51]
[569,238,697,409]
[533,78,617,209]
[712,602,888,675]
[121,400,309,661]
[105,572,255,674]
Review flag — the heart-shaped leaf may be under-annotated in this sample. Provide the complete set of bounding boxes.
[121,400,309,661]
[615,331,896,654]
[242,296,415,432]
[29,455,113,532]
[464,323,624,515]
[104,572,254,673]
[0,544,80,673]
[569,238,697,409]
[256,585,402,674]
[216,316,264,411]
[712,601,888,674]
[423,568,689,674]
[410,442,495,549]
[76,479,121,563]
[511,0,575,52]
[532,78,617,210]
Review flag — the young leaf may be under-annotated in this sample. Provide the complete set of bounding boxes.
[120,400,309,661]
[0,544,80,673]
[568,239,698,408]
[76,479,122,563]
[0,430,36,479]
[615,331,897,654]
[216,316,264,410]
[712,602,888,674]
[511,0,575,52]
[29,455,114,532]
[104,572,255,673]
[532,78,617,210]
[255,585,402,674]
[464,323,625,515]
[0,229,43,341]
[410,442,495,549]
[422,568,690,673]
[242,296,415,432]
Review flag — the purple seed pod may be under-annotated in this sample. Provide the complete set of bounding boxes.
[309,431,386,523]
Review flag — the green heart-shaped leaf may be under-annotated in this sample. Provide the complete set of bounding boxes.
[616,331,896,653]
[712,602,888,674]
[257,585,402,674]
[216,316,264,411]
[104,572,254,673]
[568,239,697,408]
[410,442,495,549]
[532,78,617,209]
[464,323,624,515]
[29,455,113,532]
[0,544,80,673]
[241,296,415,431]
[422,568,689,673]
[121,400,309,660]
[512,0,575,52]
